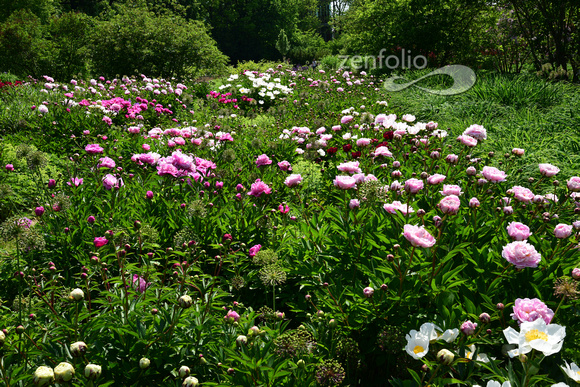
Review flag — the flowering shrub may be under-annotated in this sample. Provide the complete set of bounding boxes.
[0,67,578,387]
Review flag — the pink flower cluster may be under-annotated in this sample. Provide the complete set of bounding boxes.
[403,224,436,248]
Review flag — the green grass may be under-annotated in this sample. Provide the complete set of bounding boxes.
[383,70,580,183]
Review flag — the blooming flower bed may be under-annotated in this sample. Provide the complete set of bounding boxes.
[0,67,578,386]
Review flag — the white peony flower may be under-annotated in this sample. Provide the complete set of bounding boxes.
[405,330,429,359]
[561,360,580,382]
[503,318,565,357]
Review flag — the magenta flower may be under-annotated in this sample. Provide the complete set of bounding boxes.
[249,244,262,257]
[279,204,290,214]
[146,191,154,199]
[5,164,14,171]
[94,237,108,248]
[225,310,240,323]
[460,320,477,335]
[511,298,554,325]
[438,195,460,214]
[48,179,56,188]
[133,275,151,293]
[506,222,531,241]
[103,174,121,190]
[87,216,95,224]
[284,174,302,187]
[157,163,179,177]
[247,179,272,197]
[98,157,116,169]
[404,178,424,194]
[333,175,357,190]
[554,223,573,239]
[255,154,272,167]
[35,207,45,216]
[469,197,480,208]
[403,224,436,248]
[502,240,541,268]
[482,166,507,183]
[68,177,84,187]
[539,163,559,177]
[278,160,292,171]
[85,144,104,154]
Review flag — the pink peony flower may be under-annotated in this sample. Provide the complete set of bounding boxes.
[356,138,371,147]
[349,199,360,209]
[502,240,541,268]
[404,178,424,194]
[554,223,573,239]
[333,175,357,189]
[482,166,507,183]
[511,298,554,325]
[539,163,559,177]
[373,146,393,158]
[247,179,272,197]
[133,275,151,293]
[572,268,580,280]
[506,222,531,241]
[146,191,154,199]
[225,310,240,323]
[85,144,104,154]
[440,184,462,196]
[468,197,480,208]
[456,135,478,147]
[512,148,525,156]
[157,163,179,177]
[427,174,446,185]
[567,176,580,192]
[98,157,116,169]
[337,161,362,174]
[363,287,374,298]
[511,186,534,203]
[438,195,461,214]
[460,320,477,335]
[278,160,292,171]
[102,174,121,190]
[284,174,302,187]
[341,115,353,124]
[256,154,272,167]
[462,124,487,140]
[403,224,436,248]
[445,154,459,164]
[68,177,83,187]
[249,244,262,257]
[94,237,108,248]
[35,207,45,216]
[383,201,414,215]
[5,164,14,171]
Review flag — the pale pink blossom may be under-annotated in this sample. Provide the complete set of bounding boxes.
[511,186,534,203]
[341,115,353,124]
[284,174,302,187]
[506,222,531,241]
[482,166,507,183]
[102,174,121,190]
[349,199,360,209]
[440,185,462,196]
[427,174,446,185]
[98,157,116,169]
[462,124,487,140]
[337,161,362,174]
[278,160,292,171]
[373,146,393,158]
[512,148,525,156]
[438,195,460,214]
[469,197,480,208]
[85,144,104,154]
[383,201,415,215]
[457,135,478,147]
[511,298,553,325]
[356,138,371,147]
[333,175,357,189]
[567,176,580,192]
[502,241,541,268]
[403,224,436,248]
[445,154,459,164]
[404,178,424,194]
[539,163,559,177]
[554,224,573,239]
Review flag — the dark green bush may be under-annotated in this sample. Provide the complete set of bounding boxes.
[89,3,228,78]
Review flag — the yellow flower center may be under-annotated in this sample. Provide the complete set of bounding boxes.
[525,329,548,342]
[413,345,424,354]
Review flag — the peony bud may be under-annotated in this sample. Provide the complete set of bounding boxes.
[84,364,102,380]
[179,365,191,378]
[183,376,199,387]
[236,335,247,346]
[54,362,75,383]
[33,366,54,386]
[437,349,454,365]
[139,357,151,369]
[179,295,193,309]
[70,288,84,301]
[70,341,87,357]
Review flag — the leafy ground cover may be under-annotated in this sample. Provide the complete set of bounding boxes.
[0,65,579,386]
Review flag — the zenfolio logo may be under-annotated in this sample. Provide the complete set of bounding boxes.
[338,49,427,71]
[383,65,476,95]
